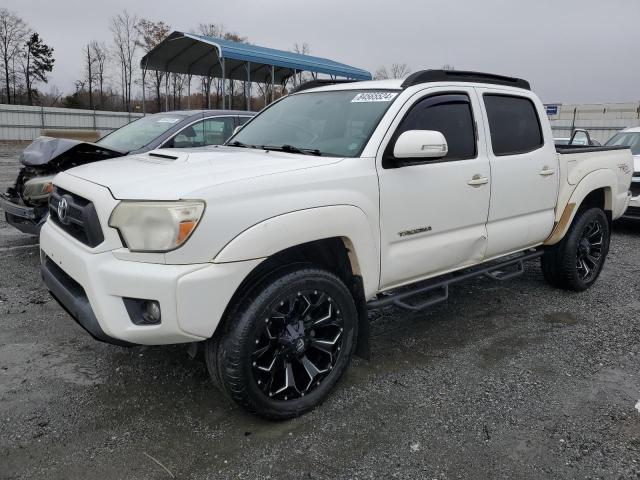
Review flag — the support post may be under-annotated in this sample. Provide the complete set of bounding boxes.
[246,62,251,111]
[165,74,169,112]
[141,68,146,114]
[221,57,226,109]
[271,65,275,103]
[187,75,191,109]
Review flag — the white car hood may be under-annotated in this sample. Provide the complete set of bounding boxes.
[64,147,342,199]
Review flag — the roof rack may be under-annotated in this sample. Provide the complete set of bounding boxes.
[291,79,359,94]
[401,70,530,90]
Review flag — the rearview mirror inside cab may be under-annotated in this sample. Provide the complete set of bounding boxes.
[393,130,449,160]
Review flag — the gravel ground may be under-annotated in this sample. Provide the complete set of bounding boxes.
[0,142,639,479]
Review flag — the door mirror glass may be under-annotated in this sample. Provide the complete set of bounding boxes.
[393,130,448,159]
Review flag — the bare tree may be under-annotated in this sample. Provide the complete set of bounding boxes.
[136,19,170,112]
[195,24,248,108]
[110,10,139,112]
[441,64,455,71]
[90,41,107,109]
[374,63,411,80]
[292,42,311,86]
[83,43,95,109]
[0,8,27,103]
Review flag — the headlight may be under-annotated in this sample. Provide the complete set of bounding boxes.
[23,175,55,202]
[108,200,205,252]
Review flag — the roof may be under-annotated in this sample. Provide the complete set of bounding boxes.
[140,31,372,83]
[154,109,254,116]
[298,79,404,92]
[622,126,640,133]
[302,78,523,93]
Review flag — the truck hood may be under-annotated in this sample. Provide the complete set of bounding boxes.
[64,146,343,199]
[21,136,125,168]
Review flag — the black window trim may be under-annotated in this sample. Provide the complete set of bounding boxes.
[482,92,544,157]
[382,91,479,169]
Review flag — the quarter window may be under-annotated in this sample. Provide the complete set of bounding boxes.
[389,93,477,161]
[483,94,543,156]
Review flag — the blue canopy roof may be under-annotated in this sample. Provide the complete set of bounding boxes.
[140,31,372,83]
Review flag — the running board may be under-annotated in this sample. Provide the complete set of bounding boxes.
[367,249,543,312]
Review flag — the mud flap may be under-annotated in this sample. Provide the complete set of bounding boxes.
[351,276,370,360]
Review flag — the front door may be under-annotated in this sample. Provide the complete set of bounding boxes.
[377,87,491,289]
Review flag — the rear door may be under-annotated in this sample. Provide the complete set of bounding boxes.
[377,87,491,289]
[476,89,558,258]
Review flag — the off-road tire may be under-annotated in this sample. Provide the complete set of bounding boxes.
[205,265,358,419]
[541,207,610,291]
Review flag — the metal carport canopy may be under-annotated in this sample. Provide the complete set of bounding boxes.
[140,31,372,83]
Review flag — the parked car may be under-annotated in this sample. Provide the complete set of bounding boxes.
[0,109,254,234]
[605,127,640,219]
[39,70,633,419]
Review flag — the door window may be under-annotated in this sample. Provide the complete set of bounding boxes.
[483,94,543,155]
[202,117,235,145]
[166,117,235,148]
[387,93,477,162]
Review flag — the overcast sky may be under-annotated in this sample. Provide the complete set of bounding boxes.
[5,0,640,104]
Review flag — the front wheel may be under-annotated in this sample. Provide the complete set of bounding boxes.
[205,266,358,419]
[541,207,610,291]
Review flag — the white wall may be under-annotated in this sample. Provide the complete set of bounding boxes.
[547,102,640,144]
[0,104,144,141]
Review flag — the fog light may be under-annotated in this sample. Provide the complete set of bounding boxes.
[123,298,161,325]
[142,300,161,324]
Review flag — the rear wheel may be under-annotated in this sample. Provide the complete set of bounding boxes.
[205,266,357,419]
[541,207,610,291]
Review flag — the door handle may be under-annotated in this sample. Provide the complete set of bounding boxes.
[539,166,555,176]
[467,174,489,186]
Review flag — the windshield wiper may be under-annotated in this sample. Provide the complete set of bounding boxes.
[227,140,255,149]
[261,144,322,156]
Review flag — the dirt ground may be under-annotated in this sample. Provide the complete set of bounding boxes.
[1,142,639,479]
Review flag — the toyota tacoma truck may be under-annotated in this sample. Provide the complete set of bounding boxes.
[39,70,633,419]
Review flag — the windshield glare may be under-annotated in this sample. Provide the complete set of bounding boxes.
[229,90,399,157]
[605,132,640,155]
[97,114,187,152]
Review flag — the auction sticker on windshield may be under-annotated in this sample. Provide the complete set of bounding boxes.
[351,92,398,103]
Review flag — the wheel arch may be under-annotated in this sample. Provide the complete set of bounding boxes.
[213,205,380,298]
[544,170,614,245]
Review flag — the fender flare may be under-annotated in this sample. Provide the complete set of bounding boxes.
[544,169,614,245]
[213,205,380,298]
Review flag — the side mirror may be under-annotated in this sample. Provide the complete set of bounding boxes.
[233,125,242,135]
[393,130,448,159]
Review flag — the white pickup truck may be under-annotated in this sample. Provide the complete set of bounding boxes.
[39,70,633,419]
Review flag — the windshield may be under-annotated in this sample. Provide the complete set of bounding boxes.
[229,90,399,157]
[97,114,188,152]
[605,132,640,155]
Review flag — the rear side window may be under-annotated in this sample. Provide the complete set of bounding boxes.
[390,93,477,161]
[483,94,543,156]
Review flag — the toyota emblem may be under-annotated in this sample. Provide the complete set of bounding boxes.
[57,197,68,223]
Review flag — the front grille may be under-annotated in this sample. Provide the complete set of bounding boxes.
[631,181,640,198]
[49,187,104,247]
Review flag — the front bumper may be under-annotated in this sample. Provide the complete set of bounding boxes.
[0,192,47,235]
[40,220,262,345]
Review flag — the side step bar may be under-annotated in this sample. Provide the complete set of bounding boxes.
[367,249,543,312]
